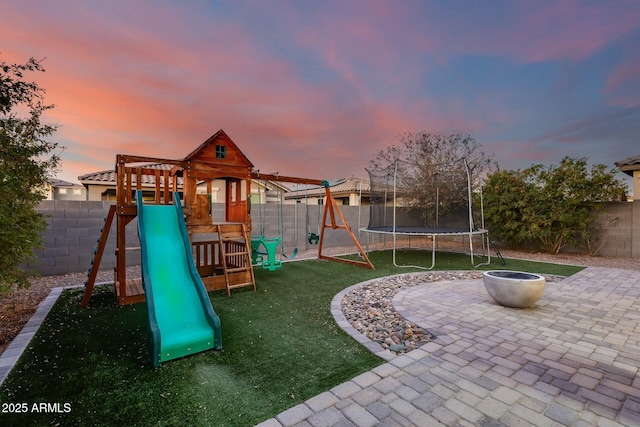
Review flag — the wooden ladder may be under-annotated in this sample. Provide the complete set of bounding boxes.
[81,205,116,306]
[217,224,256,296]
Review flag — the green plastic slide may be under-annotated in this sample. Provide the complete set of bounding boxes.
[136,191,222,367]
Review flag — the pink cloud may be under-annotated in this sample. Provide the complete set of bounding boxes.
[605,56,640,107]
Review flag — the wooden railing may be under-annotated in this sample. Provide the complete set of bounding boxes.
[192,241,218,276]
[191,240,249,276]
[116,154,183,207]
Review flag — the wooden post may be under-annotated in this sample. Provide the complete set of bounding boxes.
[183,162,197,223]
[116,156,128,301]
[155,169,161,204]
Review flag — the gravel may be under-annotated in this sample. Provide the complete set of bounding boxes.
[342,271,481,353]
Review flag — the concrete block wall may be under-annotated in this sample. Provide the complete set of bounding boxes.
[589,201,634,257]
[633,200,640,258]
[31,201,377,276]
[31,200,639,277]
[32,200,140,276]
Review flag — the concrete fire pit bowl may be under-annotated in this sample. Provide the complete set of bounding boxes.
[482,270,546,308]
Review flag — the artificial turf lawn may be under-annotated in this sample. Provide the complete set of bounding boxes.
[0,250,583,426]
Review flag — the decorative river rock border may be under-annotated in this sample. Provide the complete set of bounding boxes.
[340,271,563,354]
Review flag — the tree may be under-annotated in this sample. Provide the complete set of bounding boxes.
[483,157,627,254]
[369,131,494,178]
[1,57,61,294]
[368,132,495,223]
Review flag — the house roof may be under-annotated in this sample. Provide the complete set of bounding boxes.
[615,155,640,176]
[284,177,370,199]
[332,177,370,194]
[78,169,117,183]
[48,178,84,188]
[78,163,185,186]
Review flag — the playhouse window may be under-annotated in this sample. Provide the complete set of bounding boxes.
[215,145,226,159]
[230,182,236,202]
[240,180,247,201]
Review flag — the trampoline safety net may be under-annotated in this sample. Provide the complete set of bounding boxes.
[365,158,482,233]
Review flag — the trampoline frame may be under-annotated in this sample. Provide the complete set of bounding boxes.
[360,226,490,270]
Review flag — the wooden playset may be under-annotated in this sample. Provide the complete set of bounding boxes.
[81,129,373,306]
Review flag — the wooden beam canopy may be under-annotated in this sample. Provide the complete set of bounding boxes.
[250,172,325,187]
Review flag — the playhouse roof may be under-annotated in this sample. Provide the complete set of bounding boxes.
[183,129,254,168]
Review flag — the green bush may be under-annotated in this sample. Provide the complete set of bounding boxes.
[483,157,627,254]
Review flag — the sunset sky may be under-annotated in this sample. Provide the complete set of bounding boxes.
[3,0,639,189]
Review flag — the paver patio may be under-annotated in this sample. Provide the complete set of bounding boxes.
[261,267,640,426]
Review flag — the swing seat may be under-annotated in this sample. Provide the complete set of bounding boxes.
[308,232,319,245]
[258,237,282,271]
[250,237,265,264]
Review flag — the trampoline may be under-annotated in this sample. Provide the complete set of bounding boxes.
[360,157,491,270]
